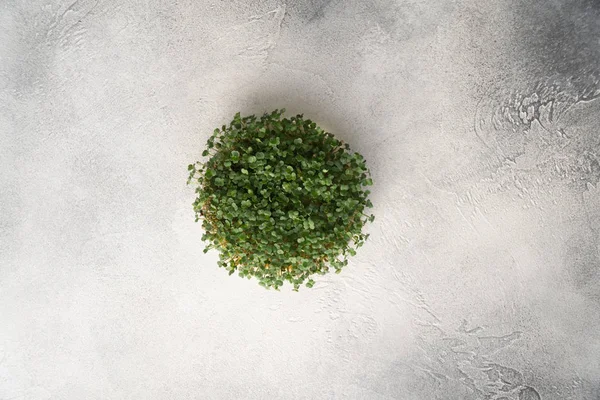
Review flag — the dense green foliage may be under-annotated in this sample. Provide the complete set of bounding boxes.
[187,109,374,290]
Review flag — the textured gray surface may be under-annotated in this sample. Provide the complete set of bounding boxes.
[1,0,599,399]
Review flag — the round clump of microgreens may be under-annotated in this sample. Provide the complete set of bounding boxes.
[187,109,374,290]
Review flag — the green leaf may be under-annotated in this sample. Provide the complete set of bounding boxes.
[214,178,225,186]
[202,150,209,157]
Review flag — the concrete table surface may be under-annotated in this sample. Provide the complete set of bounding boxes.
[1,0,599,399]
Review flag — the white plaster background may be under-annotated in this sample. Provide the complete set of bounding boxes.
[1,0,599,399]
